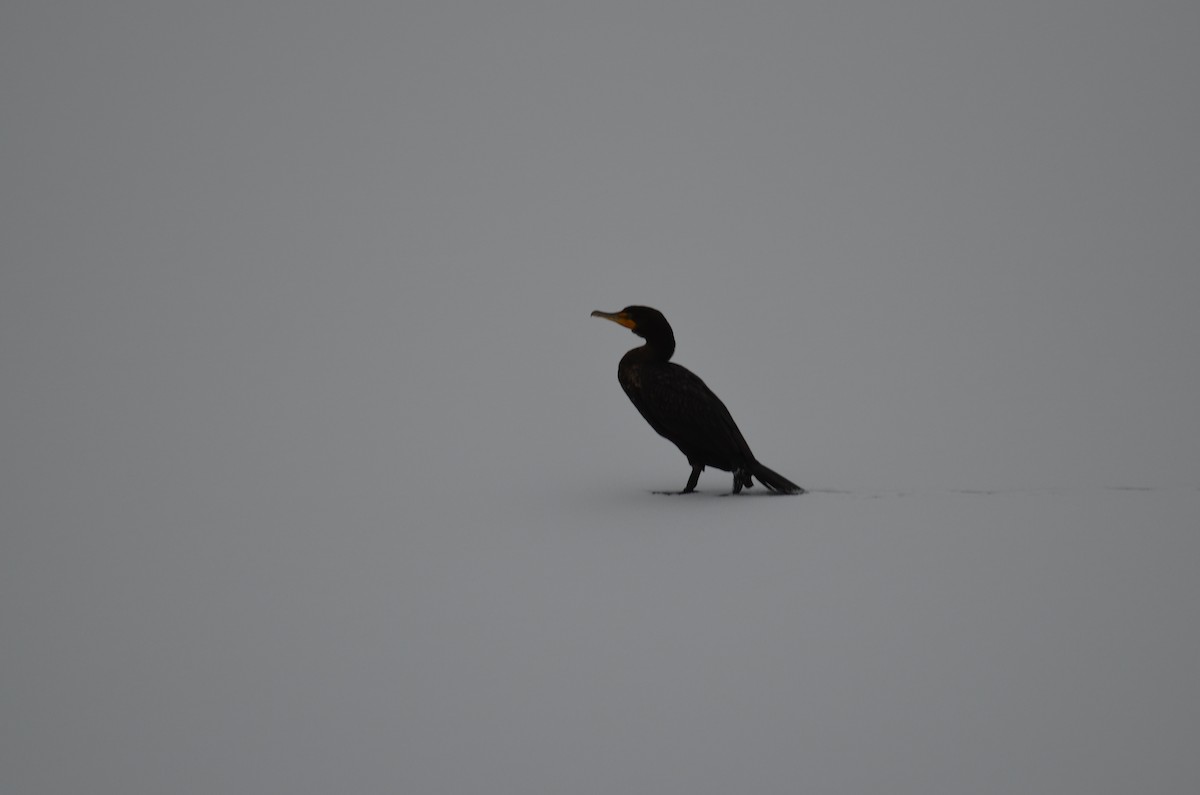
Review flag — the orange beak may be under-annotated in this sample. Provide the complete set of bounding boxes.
[590,309,637,330]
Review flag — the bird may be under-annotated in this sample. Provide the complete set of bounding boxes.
[590,305,804,495]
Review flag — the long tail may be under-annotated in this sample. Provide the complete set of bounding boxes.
[750,462,805,494]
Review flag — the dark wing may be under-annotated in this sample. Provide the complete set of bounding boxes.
[624,363,755,467]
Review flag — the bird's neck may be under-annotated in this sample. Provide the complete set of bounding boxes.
[627,334,675,364]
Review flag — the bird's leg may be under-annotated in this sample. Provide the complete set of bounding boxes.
[731,468,753,494]
[653,464,703,495]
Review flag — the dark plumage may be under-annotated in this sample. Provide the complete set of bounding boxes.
[591,305,804,494]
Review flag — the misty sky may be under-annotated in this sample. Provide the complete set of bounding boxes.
[3,2,1198,794]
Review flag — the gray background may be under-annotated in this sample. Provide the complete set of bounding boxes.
[3,2,1198,793]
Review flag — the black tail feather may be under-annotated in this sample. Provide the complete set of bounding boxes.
[750,462,805,494]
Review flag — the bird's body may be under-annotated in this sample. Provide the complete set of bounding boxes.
[591,306,803,494]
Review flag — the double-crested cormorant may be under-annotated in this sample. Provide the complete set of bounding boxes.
[591,306,804,495]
